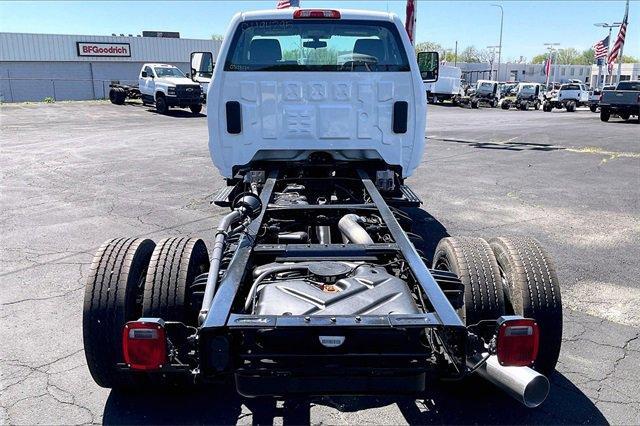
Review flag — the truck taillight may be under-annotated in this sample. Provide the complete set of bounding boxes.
[122,319,167,371]
[496,317,539,367]
[293,9,341,19]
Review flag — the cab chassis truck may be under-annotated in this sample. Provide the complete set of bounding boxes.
[83,9,562,409]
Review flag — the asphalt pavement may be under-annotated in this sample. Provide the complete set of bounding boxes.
[1,100,639,425]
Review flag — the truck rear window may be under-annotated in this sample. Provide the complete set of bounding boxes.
[617,82,640,91]
[560,84,580,91]
[224,19,410,72]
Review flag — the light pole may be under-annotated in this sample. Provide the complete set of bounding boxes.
[544,43,560,86]
[594,22,621,87]
[491,4,503,80]
[487,45,500,80]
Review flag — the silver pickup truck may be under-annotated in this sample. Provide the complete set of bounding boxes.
[600,80,640,122]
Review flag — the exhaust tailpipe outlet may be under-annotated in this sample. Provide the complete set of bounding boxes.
[470,355,550,408]
[338,214,373,244]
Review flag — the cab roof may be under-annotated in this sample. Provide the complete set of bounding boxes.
[145,63,178,68]
[239,8,396,22]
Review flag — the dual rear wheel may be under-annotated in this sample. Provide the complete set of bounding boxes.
[432,236,562,375]
[83,237,209,388]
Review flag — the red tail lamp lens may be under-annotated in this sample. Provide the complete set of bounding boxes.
[496,318,539,367]
[122,321,167,371]
[293,9,341,19]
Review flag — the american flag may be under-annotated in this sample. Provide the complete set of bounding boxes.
[276,0,299,9]
[593,35,609,60]
[607,1,628,73]
[543,58,551,76]
[405,0,416,45]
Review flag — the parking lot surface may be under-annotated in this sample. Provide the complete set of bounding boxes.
[1,101,639,425]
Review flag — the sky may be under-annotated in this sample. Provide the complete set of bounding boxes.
[0,0,638,61]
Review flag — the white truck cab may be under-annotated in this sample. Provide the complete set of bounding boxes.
[203,8,437,179]
[139,63,203,114]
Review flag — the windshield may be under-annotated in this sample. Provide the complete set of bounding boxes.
[224,19,410,72]
[154,67,186,78]
[477,82,494,92]
[520,84,536,94]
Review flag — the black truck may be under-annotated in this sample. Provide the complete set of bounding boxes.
[600,80,640,122]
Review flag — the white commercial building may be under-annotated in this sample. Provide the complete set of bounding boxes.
[452,61,639,87]
[455,62,592,85]
[589,63,640,88]
[0,32,221,102]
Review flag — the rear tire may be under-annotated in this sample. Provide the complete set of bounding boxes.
[543,102,552,112]
[600,108,611,122]
[190,105,202,115]
[565,101,576,112]
[471,100,479,109]
[488,236,562,375]
[432,237,505,325]
[109,88,125,105]
[501,102,509,110]
[143,237,210,326]
[83,238,155,388]
[590,105,598,113]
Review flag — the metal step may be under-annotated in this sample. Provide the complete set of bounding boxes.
[384,184,422,207]
[211,186,234,207]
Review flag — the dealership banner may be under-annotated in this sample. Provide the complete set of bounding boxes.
[76,42,131,57]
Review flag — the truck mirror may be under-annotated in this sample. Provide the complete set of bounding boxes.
[190,51,214,82]
[141,71,147,78]
[417,51,439,83]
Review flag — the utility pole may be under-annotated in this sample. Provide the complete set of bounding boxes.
[544,43,560,86]
[491,4,504,81]
[454,40,458,67]
[594,22,621,89]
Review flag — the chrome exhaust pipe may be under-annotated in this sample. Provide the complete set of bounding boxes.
[470,355,549,408]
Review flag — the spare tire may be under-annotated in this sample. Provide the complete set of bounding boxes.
[432,237,505,325]
[143,237,210,325]
[488,236,562,375]
[83,238,155,388]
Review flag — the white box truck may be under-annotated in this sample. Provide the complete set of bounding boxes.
[424,65,462,104]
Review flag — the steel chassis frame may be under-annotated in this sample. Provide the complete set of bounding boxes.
[197,168,470,390]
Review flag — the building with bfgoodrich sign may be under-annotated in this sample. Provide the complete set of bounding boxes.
[0,32,220,102]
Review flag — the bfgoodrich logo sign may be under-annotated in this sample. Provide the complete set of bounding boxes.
[76,42,131,57]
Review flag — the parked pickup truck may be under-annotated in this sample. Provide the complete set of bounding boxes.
[109,63,203,115]
[599,80,640,122]
[543,82,589,112]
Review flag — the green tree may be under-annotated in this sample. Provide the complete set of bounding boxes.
[414,41,442,54]
[621,54,639,63]
[211,34,224,41]
[531,53,550,64]
[555,48,581,65]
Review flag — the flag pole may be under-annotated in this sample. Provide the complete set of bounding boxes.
[616,0,629,84]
